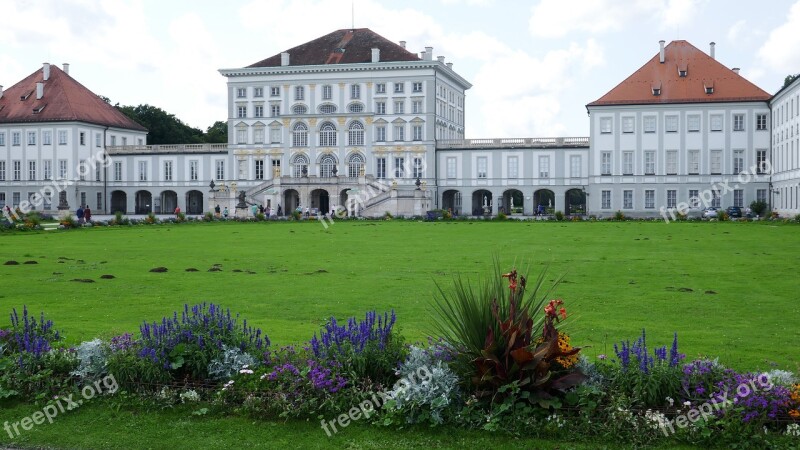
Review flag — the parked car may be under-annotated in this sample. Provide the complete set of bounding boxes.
[702,207,720,219]
[726,206,743,218]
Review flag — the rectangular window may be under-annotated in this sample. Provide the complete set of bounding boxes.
[756,150,768,174]
[237,106,247,118]
[28,161,36,180]
[623,152,634,175]
[96,192,102,211]
[733,114,744,131]
[412,125,423,141]
[644,151,655,174]
[0,193,5,208]
[12,132,21,146]
[376,125,386,142]
[446,157,456,179]
[756,188,767,203]
[376,101,386,115]
[321,85,332,100]
[645,190,655,209]
[122,137,127,146]
[687,114,700,132]
[412,100,423,114]
[712,189,721,208]
[79,132,85,145]
[215,160,225,180]
[477,156,488,179]
[13,161,21,181]
[600,117,612,134]
[393,124,405,141]
[572,155,582,177]
[28,131,36,145]
[0,132,4,146]
[394,82,404,93]
[688,150,700,174]
[114,162,122,181]
[376,83,386,94]
[733,189,743,207]
[270,104,280,117]
[12,192,20,207]
[270,86,280,97]
[667,190,677,208]
[58,130,67,145]
[294,86,304,101]
[254,87,263,97]
[0,161,4,181]
[255,160,264,180]
[710,114,723,131]
[710,150,722,174]
[622,117,634,133]
[95,133,101,147]
[80,192,86,208]
[508,156,518,179]
[601,152,611,175]
[601,190,611,209]
[237,88,246,98]
[58,160,67,179]
[413,157,423,179]
[254,105,264,118]
[394,100,404,114]
[666,151,677,175]
[733,150,744,174]
[756,113,767,130]
[539,155,550,178]
[43,160,51,180]
[689,189,700,208]
[623,190,633,209]
[188,160,198,181]
[236,129,247,144]
[665,115,678,132]
[138,161,148,181]
[163,161,173,181]
[270,127,281,144]
[350,84,360,99]
[376,157,386,179]
[412,82,423,93]
[643,116,656,133]
[253,127,264,144]
[95,164,101,182]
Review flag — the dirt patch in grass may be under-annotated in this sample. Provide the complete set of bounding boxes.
[70,278,95,283]
[149,267,168,273]
[4,260,19,265]
[100,275,116,279]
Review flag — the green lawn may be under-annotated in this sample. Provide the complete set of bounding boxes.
[1,220,798,371]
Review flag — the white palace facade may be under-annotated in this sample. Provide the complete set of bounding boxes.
[1,29,799,218]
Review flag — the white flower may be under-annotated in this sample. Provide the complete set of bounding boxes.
[785,423,800,437]
[239,368,254,374]
[683,401,691,407]
[666,396,674,406]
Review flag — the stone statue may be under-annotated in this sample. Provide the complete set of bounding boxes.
[237,190,247,209]
[57,190,69,210]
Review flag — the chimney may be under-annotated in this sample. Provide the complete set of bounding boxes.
[424,46,433,61]
[62,63,69,74]
[36,82,44,100]
[446,62,453,69]
[371,48,380,63]
[43,63,50,81]
[709,41,716,60]
[659,40,665,63]
[399,40,406,49]
[732,67,740,74]
[280,52,290,66]
[0,85,3,100]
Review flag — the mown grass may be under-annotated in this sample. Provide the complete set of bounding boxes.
[1,220,798,371]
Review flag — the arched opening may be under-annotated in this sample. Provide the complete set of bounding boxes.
[160,190,178,214]
[186,190,203,215]
[502,189,524,215]
[441,190,462,215]
[339,189,350,217]
[134,190,152,214]
[283,189,300,215]
[110,191,127,214]
[311,189,330,216]
[565,188,587,215]
[472,189,493,216]
[534,189,555,215]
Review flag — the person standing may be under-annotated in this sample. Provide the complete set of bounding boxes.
[84,206,92,223]
[174,206,181,217]
[223,206,229,219]
[214,204,221,218]
[76,205,85,224]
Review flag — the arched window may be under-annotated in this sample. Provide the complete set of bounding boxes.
[348,103,364,113]
[292,122,308,147]
[319,122,337,147]
[347,153,365,178]
[292,153,309,178]
[320,154,337,178]
[292,104,308,115]
[348,121,364,146]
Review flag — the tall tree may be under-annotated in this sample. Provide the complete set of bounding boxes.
[205,121,228,143]
[782,74,799,89]
[116,104,205,145]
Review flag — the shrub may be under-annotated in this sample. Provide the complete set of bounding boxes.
[203,212,214,222]
[750,200,768,217]
[384,211,393,220]
[554,210,564,221]
[207,344,258,381]
[495,211,508,221]
[112,211,129,225]
[145,212,158,224]
[716,210,729,221]
[176,212,186,222]
[614,210,626,221]
[60,214,78,229]
[5,306,61,364]
[71,339,108,381]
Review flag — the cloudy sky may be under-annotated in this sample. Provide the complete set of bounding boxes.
[3,0,800,139]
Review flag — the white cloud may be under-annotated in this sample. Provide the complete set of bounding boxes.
[758,0,800,73]
[727,19,747,42]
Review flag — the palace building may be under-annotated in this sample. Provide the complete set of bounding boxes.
[1,29,798,218]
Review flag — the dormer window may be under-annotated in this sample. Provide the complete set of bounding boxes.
[651,82,662,96]
[705,86,714,94]
[703,80,714,95]
[32,105,46,114]
[678,64,688,77]
[20,90,33,101]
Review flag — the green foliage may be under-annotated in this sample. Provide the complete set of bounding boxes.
[0,350,77,399]
[750,200,768,216]
[554,210,564,221]
[71,339,109,381]
[716,209,729,221]
[613,210,626,221]
[117,104,204,145]
[495,212,508,221]
[106,347,171,392]
[783,73,799,89]
[112,210,129,225]
[204,121,228,143]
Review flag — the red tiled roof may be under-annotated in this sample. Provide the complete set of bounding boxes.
[587,40,771,107]
[0,65,147,131]
[247,28,421,67]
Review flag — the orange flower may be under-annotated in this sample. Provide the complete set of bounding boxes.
[559,307,567,320]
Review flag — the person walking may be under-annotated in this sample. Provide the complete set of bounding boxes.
[214,204,221,218]
[174,206,181,218]
[223,206,229,219]
[84,206,92,223]
[76,205,85,225]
